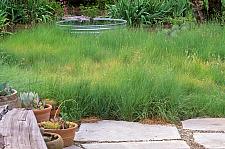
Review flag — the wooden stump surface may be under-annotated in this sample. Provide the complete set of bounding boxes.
[0,107,47,149]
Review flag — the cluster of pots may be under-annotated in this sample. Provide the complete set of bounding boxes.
[0,89,78,149]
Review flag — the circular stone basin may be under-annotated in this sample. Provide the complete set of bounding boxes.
[56,16,127,33]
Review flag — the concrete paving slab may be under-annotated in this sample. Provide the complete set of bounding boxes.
[75,120,181,142]
[182,118,225,131]
[194,133,225,149]
[82,141,190,149]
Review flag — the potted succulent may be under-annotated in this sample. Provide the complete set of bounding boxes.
[0,83,21,108]
[46,99,60,119]
[42,132,64,149]
[39,99,78,147]
[20,92,52,123]
[39,118,78,147]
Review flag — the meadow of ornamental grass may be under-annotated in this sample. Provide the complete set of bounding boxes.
[0,24,224,122]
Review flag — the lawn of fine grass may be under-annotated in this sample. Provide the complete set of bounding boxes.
[0,24,224,122]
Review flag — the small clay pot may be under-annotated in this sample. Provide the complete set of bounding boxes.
[0,89,21,108]
[43,132,64,149]
[44,122,78,147]
[33,104,52,123]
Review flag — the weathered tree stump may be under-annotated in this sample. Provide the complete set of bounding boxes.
[0,107,47,149]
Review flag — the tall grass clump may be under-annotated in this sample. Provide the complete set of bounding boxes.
[0,24,224,122]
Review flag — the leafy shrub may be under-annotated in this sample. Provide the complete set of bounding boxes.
[168,0,191,17]
[0,10,8,36]
[108,0,172,26]
[49,1,64,17]
[0,0,10,34]
[108,0,192,26]
[79,5,100,17]
[67,0,115,7]
[0,0,62,25]
[97,0,116,10]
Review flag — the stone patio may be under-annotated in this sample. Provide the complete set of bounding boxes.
[193,133,225,148]
[68,120,189,149]
[182,118,225,131]
[65,118,225,149]
[182,118,225,149]
[76,120,181,142]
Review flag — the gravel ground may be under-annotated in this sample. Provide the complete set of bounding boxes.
[177,125,205,149]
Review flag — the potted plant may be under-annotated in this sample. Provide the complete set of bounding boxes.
[39,118,78,147]
[20,92,52,123]
[46,99,60,119]
[0,83,21,108]
[39,99,78,147]
[43,132,64,149]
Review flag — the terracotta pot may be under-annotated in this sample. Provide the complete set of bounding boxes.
[33,104,52,123]
[50,107,60,119]
[43,132,64,149]
[0,89,21,108]
[44,122,78,147]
